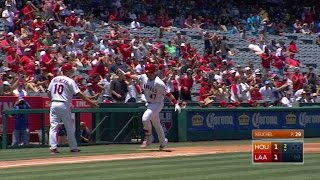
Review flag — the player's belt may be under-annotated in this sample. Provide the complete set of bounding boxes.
[52,100,66,103]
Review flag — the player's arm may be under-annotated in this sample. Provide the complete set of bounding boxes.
[71,81,98,107]
[164,84,181,113]
[77,92,98,107]
[47,90,52,100]
[46,80,53,100]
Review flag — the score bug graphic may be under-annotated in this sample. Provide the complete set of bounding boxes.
[252,129,304,164]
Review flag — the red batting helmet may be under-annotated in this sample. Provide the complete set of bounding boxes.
[145,63,156,73]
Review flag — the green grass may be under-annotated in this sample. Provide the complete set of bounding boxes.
[0,153,319,180]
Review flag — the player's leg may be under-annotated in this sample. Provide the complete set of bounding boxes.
[149,103,167,149]
[49,104,60,153]
[11,130,20,146]
[150,113,167,146]
[141,108,154,147]
[22,128,30,146]
[59,104,78,151]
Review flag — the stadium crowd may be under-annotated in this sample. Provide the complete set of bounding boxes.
[1,0,320,108]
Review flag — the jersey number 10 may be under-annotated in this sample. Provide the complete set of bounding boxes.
[54,84,64,95]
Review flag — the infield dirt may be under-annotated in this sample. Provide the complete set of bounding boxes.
[0,143,319,169]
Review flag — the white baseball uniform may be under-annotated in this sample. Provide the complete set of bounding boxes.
[47,75,80,150]
[138,74,170,145]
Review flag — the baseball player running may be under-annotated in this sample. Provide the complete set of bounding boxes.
[126,63,181,150]
[47,63,98,154]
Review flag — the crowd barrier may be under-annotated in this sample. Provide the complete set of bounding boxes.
[0,96,93,136]
[1,102,320,149]
[1,106,177,149]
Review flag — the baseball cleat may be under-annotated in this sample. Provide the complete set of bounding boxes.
[140,135,154,148]
[50,148,60,154]
[159,138,168,151]
[70,149,81,153]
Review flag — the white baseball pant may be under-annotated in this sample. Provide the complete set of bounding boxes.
[49,102,78,150]
[142,102,166,145]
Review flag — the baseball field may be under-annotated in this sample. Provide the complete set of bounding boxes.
[0,139,319,180]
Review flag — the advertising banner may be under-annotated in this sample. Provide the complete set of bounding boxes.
[282,111,320,129]
[0,97,94,135]
[42,97,93,129]
[236,111,281,130]
[187,111,236,131]
[0,96,44,134]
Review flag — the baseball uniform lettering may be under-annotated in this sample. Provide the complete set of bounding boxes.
[138,74,170,148]
[48,76,80,103]
[47,75,81,152]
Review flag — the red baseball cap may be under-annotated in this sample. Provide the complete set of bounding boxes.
[145,63,156,73]
[61,63,73,71]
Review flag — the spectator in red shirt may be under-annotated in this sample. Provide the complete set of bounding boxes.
[22,1,38,23]
[20,48,36,76]
[180,68,194,100]
[32,16,45,31]
[89,73,103,94]
[6,47,21,73]
[139,11,150,26]
[288,40,299,58]
[250,84,263,100]
[0,34,14,52]
[119,39,132,62]
[273,56,285,76]
[260,47,273,77]
[41,48,55,72]
[287,53,300,68]
[292,68,305,92]
[199,81,211,103]
[109,10,120,22]
[65,11,78,27]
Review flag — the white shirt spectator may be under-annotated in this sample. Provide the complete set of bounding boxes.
[294,89,304,101]
[281,96,294,107]
[2,6,14,26]
[130,20,141,30]
[125,81,138,102]
[214,74,222,83]
[135,63,145,74]
[239,82,251,101]
[133,44,147,61]
[98,78,111,97]
[275,47,285,57]
[259,85,276,100]
[13,88,28,98]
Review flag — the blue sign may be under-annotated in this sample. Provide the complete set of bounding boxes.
[187,111,236,131]
[236,111,281,130]
[282,111,320,129]
[187,110,320,134]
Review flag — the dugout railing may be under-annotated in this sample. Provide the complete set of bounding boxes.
[0,107,177,149]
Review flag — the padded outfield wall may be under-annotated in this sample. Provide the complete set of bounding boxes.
[177,107,320,142]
